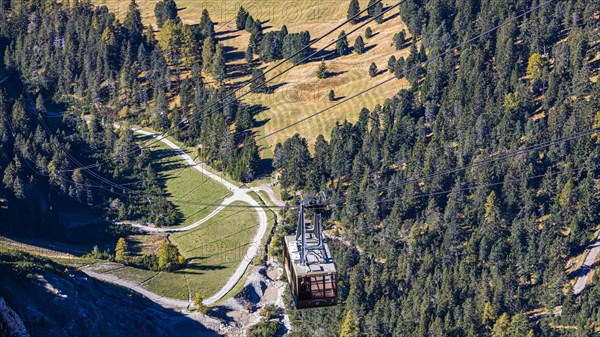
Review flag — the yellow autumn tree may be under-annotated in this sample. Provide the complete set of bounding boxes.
[491,313,510,337]
[526,53,544,83]
[115,237,129,263]
[193,293,207,314]
[157,239,181,271]
[158,20,181,64]
[340,310,359,337]
[482,301,496,329]
[592,111,600,144]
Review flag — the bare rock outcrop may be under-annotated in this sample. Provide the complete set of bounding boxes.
[0,297,30,337]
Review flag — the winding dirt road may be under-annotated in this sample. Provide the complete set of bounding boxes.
[88,128,268,306]
[573,233,600,295]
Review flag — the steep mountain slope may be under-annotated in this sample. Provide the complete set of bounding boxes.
[0,250,218,337]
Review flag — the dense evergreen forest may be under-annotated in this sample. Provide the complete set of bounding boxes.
[0,0,260,233]
[273,0,600,336]
[0,0,598,335]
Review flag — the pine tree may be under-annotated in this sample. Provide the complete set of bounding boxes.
[316,59,328,79]
[180,24,199,68]
[199,9,214,38]
[526,53,545,92]
[201,36,215,71]
[115,237,129,263]
[158,20,181,64]
[336,31,350,57]
[367,0,376,16]
[244,14,254,31]
[365,26,373,38]
[328,89,335,101]
[245,45,254,63]
[250,67,267,93]
[124,0,143,44]
[491,313,510,337]
[236,6,249,30]
[347,0,361,24]
[393,30,406,50]
[387,55,396,72]
[212,43,226,84]
[146,24,156,45]
[354,35,365,54]
[369,62,378,77]
[482,302,496,329]
[373,0,384,23]
[153,90,170,131]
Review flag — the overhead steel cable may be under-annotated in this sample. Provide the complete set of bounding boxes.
[73,0,559,201]
[334,164,597,210]
[60,0,389,173]
[30,0,398,201]
[19,90,142,194]
[256,0,558,142]
[327,127,598,205]
[174,127,597,210]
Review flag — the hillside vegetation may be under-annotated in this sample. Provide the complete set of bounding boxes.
[92,0,415,155]
[0,0,599,336]
[0,249,216,336]
[270,0,600,336]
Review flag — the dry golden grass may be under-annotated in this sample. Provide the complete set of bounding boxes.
[240,7,413,154]
[94,0,366,29]
[93,0,414,156]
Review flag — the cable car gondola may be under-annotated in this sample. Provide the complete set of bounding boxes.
[283,193,338,309]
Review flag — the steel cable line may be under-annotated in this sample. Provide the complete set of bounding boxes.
[333,164,598,210]
[104,0,560,205]
[176,124,595,210]
[10,0,561,213]
[36,0,398,201]
[327,127,598,205]
[255,0,558,142]
[60,0,389,173]
[21,91,138,194]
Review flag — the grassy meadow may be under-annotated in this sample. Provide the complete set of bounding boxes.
[94,0,414,156]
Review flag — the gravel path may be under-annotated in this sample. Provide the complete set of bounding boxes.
[90,127,268,306]
[573,234,600,295]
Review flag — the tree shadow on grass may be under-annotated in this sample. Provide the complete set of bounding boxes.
[363,44,377,53]
[253,118,270,128]
[224,46,245,63]
[309,49,336,62]
[383,12,400,23]
[327,70,347,78]
[218,34,240,43]
[215,29,237,37]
